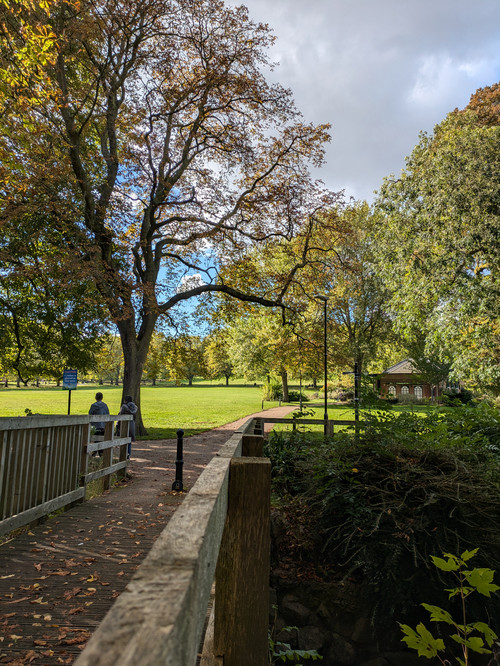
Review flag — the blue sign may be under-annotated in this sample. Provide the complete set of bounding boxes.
[63,369,78,390]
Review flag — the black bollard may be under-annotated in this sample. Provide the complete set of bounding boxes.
[172,428,184,491]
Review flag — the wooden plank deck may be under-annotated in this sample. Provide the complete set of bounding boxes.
[0,434,220,664]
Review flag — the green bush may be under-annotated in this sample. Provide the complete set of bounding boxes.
[442,388,474,405]
[267,405,500,630]
[286,390,309,403]
[262,379,282,401]
[359,386,391,409]
[264,429,315,495]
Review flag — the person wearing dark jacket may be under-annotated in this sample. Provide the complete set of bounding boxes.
[89,392,109,435]
[119,395,138,458]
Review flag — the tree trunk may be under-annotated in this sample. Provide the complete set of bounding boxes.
[118,315,156,436]
[280,369,289,402]
[225,374,230,386]
[188,376,193,386]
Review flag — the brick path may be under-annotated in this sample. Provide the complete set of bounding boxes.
[0,407,296,665]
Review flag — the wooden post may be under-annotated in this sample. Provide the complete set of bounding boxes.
[213,457,271,666]
[241,433,264,457]
[117,418,129,480]
[102,421,113,491]
[79,424,90,501]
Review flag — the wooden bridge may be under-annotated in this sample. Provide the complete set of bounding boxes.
[0,409,353,665]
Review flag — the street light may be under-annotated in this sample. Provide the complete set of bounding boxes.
[314,294,329,436]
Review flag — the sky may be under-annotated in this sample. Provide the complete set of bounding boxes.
[227,0,500,202]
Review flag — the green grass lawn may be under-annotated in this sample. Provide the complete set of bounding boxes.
[0,384,438,439]
[0,383,266,439]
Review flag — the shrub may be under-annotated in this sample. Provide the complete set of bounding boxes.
[262,379,282,401]
[359,386,391,409]
[333,389,354,401]
[265,429,316,495]
[442,388,474,405]
[286,390,309,403]
[267,405,500,631]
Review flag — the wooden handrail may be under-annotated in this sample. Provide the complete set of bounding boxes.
[75,418,270,666]
[0,414,132,535]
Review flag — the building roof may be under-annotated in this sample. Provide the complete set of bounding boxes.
[381,359,416,374]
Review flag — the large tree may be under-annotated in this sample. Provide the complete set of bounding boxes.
[2,0,334,431]
[0,213,107,384]
[375,84,500,390]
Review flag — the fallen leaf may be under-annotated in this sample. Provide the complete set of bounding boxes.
[0,574,14,580]
[6,597,30,604]
[9,634,22,640]
[34,563,42,571]
[63,587,81,601]
[34,639,47,646]
[41,651,54,657]
[63,635,87,645]
[44,614,52,621]
[67,607,84,615]
[30,597,48,605]
[24,650,38,662]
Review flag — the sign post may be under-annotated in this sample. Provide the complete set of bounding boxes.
[62,369,78,415]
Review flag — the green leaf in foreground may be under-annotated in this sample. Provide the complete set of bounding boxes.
[400,623,445,658]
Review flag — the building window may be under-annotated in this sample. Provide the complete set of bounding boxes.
[414,386,423,400]
[401,385,409,396]
[388,385,396,397]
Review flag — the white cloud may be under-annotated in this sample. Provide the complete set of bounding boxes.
[227,0,500,201]
[176,274,206,293]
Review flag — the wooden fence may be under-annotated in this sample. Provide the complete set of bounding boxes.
[75,417,270,666]
[260,416,359,436]
[0,413,132,536]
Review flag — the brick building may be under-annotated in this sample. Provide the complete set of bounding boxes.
[375,359,446,401]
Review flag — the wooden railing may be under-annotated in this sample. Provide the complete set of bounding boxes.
[76,417,270,666]
[261,416,360,436]
[0,413,132,536]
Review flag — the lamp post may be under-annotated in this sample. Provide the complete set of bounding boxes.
[315,294,329,436]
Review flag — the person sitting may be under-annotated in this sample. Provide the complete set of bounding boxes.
[89,392,110,455]
[119,395,138,459]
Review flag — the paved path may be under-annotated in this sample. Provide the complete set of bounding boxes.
[0,406,296,665]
